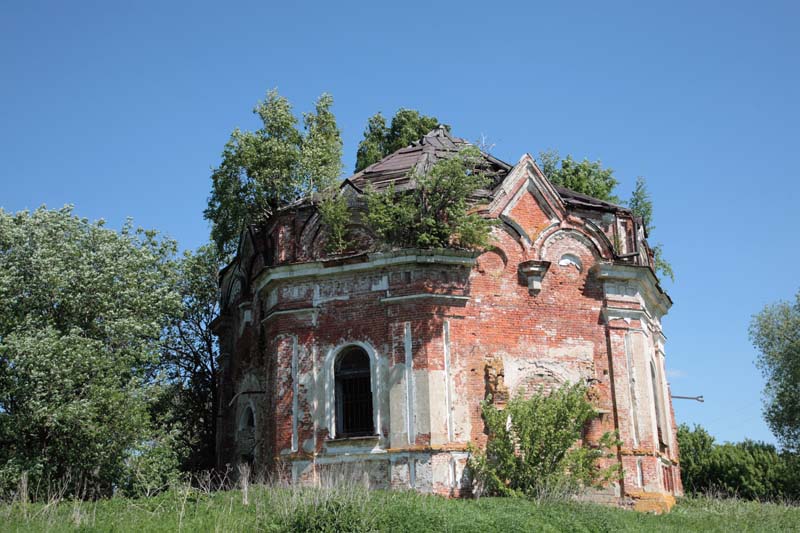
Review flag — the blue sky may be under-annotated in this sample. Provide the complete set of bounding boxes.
[2,1,798,446]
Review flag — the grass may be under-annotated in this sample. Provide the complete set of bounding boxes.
[2,486,799,532]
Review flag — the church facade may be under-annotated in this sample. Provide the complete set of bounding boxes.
[212,128,681,508]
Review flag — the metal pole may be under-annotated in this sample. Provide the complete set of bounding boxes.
[671,394,704,403]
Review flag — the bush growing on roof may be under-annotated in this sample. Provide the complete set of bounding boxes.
[364,146,494,251]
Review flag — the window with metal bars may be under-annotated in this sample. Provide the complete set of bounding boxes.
[334,347,375,438]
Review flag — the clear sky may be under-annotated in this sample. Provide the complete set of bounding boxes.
[2,1,798,446]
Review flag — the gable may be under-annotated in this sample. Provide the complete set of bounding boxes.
[506,188,557,245]
[493,154,565,246]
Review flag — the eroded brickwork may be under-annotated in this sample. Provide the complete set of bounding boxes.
[212,141,681,505]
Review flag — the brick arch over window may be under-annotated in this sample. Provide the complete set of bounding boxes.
[324,342,382,439]
[535,225,614,262]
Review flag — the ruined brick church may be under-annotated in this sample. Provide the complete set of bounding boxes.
[212,127,682,506]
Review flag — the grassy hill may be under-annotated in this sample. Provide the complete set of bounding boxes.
[3,486,799,532]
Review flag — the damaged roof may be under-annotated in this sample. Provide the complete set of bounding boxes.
[555,186,628,213]
[347,127,625,214]
[347,126,513,196]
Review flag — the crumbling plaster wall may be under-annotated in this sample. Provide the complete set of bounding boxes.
[216,170,680,498]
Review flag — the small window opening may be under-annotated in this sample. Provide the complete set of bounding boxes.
[245,407,255,429]
[266,235,276,267]
[335,347,374,438]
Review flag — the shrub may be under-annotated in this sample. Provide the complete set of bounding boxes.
[317,192,351,254]
[678,423,800,502]
[468,383,619,499]
[119,428,186,498]
[365,147,493,250]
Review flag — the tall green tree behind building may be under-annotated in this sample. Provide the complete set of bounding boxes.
[157,244,224,472]
[537,150,673,281]
[354,109,439,172]
[204,90,343,258]
[537,149,619,203]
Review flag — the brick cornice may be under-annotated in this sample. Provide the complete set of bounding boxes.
[253,248,478,295]
[594,263,672,318]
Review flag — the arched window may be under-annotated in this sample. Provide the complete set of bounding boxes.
[239,404,256,435]
[238,405,256,466]
[334,346,374,438]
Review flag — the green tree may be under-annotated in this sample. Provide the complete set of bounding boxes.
[205,90,343,257]
[468,383,619,498]
[354,112,388,173]
[354,109,439,172]
[0,206,181,498]
[157,244,223,472]
[627,177,654,234]
[750,289,800,453]
[317,193,351,254]
[365,147,493,250]
[299,93,343,194]
[677,424,796,501]
[538,151,674,282]
[677,424,716,494]
[537,149,619,203]
[626,177,674,282]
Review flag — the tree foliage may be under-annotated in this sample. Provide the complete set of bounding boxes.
[0,206,182,497]
[626,177,674,281]
[317,193,351,254]
[677,424,800,501]
[537,149,619,203]
[157,244,223,473]
[538,150,674,281]
[365,147,492,250]
[468,383,619,498]
[205,90,343,258]
[354,109,439,172]
[627,177,653,234]
[750,289,800,453]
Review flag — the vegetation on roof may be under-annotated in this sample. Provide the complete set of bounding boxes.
[364,146,494,251]
[204,90,343,258]
[354,109,440,172]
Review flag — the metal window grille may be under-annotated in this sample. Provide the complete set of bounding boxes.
[335,348,374,437]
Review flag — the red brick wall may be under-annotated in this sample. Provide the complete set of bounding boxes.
[215,181,680,497]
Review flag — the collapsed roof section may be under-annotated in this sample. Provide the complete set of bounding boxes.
[346,126,512,200]
[346,126,629,215]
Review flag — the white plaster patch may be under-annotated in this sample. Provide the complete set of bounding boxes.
[443,321,454,443]
[313,283,350,307]
[425,370,450,446]
[502,341,594,395]
[414,455,433,492]
[371,275,389,292]
[413,368,431,440]
[558,253,583,272]
[404,322,415,445]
